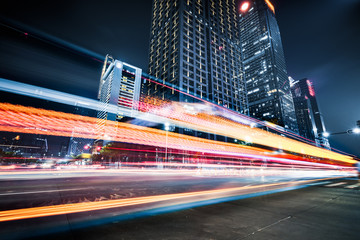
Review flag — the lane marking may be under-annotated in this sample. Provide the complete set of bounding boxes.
[0,188,92,196]
[308,181,331,186]
[325,182,347,187]
[345,183,360,189]
[240,216,292,239]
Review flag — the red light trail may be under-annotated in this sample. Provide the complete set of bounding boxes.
[0,103,356,169]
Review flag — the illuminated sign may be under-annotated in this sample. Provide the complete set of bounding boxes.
[306,80,315,97]
[265,0,275,14]
[80,153,91,159]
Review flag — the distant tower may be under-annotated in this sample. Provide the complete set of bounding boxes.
[147,0,248,114]
[291,77,330,149]
[239,0,298,133]
[68,107,95,157]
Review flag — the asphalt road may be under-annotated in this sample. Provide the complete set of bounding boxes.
[0,170,358,240]
[0,169,342,211]
[35,178,360,240]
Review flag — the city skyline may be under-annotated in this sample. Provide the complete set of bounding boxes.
[0,0,359,157]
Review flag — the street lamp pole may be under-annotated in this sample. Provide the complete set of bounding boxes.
[327,131,349,136]
[164,123,170,164]
[323,128,360,137]
[165,130,168,163]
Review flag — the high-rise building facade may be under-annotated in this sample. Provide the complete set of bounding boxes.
[147,0,248,114]
[238,0,298,133]
[97,55,142,139]
[290,77,330,149]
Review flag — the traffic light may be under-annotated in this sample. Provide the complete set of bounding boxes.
[357,120,360,128]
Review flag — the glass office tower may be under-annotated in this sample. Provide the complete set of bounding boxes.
[97,55,142,141]
[147,0,248,114]
[291,78,331,149]
[239,0,298,133]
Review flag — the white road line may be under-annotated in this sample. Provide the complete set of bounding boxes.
[345,183,360,189]
[309,181,331,186]
[0,188,91,196]
[325,182,347,187]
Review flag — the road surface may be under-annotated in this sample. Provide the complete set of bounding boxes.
[0,169,358,239]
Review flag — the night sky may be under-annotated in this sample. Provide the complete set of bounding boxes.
[1,0,359,157]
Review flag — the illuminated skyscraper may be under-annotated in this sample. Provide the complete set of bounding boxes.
[239,0,298,133]
[291,78,330,149]
[147,0,248,114]
[97,55,142,140]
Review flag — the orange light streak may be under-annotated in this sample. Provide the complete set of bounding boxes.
[0,103,286,161]
[0,177,343,222]
[139,101,356,165]
[0,103,356,165]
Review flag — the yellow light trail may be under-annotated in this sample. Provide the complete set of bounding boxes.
[141,100,357,165]
[0,177,343,222]
[0,103,357,165]
[0,103,298,164]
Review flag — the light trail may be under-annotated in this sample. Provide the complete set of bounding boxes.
[139,99,357,165]
[0,188,93,196]
[142,74,356,157]
[0,144,40,149]
[0,78,121,115]
[0,18,105,62]
[0,176,344,222]
[102,147,353,170]
[0,167,353,182]
[0,103,356,170]
[1,78,357,163]
[141,75,323,146]
[0,103,357,168]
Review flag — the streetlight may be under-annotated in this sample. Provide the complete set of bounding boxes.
[324,127,360,136]
[164,123,170,164]
[322,121,360,137]
[164,122,170,131]
[353,128,360,134]
[322,132,330,138]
